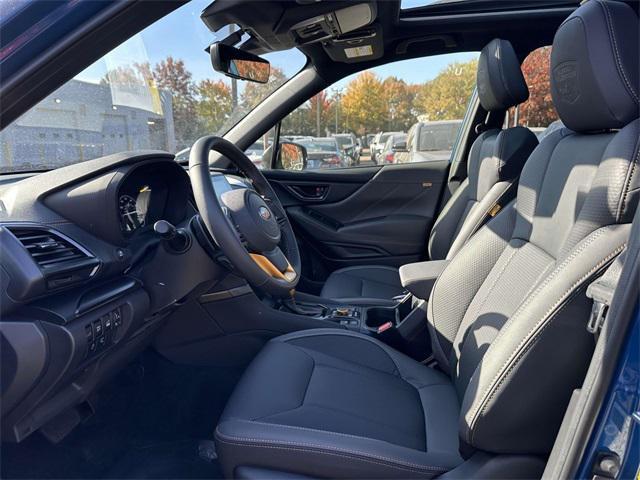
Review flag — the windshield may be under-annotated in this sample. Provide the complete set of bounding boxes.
[0,0,305,173]
[299,139,338,153]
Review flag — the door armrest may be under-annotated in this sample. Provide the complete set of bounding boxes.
[399,259,450,300]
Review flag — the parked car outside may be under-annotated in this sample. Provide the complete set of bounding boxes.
[370,131,403,164]
[379,133,408,164]
[296,137,347,169]
[332,133,359,165]
[174,143,268,169]
[394,120,462,163]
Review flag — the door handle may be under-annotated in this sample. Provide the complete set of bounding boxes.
[287,184,329,201]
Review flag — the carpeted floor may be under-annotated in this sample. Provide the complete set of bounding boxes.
[1,350,243,479]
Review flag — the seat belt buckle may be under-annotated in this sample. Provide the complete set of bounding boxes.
[587,300,608,334]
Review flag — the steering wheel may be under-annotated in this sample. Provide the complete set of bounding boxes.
[189,136,301,297]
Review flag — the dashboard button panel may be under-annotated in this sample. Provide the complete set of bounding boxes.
[85,307,122,359]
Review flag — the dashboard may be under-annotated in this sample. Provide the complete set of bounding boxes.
[0,152,228,444]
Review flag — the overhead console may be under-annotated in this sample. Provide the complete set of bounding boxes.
[289,3,375,45]
[200,0,381,62]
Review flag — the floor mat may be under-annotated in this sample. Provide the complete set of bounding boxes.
[105,439,222,479]
[1,349,242,479]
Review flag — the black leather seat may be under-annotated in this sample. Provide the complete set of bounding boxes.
[320,38,539,304]
[216,1,639,478]
[217,330,462,478]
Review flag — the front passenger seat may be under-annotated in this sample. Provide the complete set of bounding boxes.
[320,39,539,304]
[215,1,639,477]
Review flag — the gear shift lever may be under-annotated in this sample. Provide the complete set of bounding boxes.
[281,297,327,317]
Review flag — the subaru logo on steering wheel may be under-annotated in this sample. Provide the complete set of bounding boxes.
[258,206,271,221]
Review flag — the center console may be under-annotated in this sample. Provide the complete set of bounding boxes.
[287,293,431,360]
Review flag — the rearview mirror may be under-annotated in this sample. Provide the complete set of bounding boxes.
[210,43,270,83]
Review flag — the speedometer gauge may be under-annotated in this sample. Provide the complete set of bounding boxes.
[119,194,143,232]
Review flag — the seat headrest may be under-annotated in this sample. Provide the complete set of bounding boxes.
[551,0,639,132]
[477,38,529,111]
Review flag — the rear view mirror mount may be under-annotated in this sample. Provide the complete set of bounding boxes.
[210,43,270,84]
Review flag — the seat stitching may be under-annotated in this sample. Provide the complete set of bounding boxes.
[599,0,639,103]
[617,130,640,221]
[241,416,422,446]
[297,356,405,383]
[215,431,450,473]
[467,237,625,442]
[430,206,514,367]
[465,226,610,408]
[462,244,519,332]
[470,292,578,444]
[460,227,607,436]
[283,332,401,377]
[283,401,425,448]
[251,346,316,422]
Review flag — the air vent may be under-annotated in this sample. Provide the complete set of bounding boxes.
[8,227,89,270]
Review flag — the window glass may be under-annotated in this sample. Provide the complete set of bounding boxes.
[0,0,305,173]
[507,46,561,140]
[274,52,478,170]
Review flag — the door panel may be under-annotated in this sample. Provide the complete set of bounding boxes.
[264,161,449,284]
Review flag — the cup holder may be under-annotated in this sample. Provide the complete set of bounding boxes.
[364,307,398,330]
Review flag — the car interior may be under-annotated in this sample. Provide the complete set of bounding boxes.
[1,0,639,479]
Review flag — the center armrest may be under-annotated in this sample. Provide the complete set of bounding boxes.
[399,259,450,301]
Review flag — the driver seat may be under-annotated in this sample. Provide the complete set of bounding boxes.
[215,1,639,477]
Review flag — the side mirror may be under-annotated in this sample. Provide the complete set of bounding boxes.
[210,43,270,83]
[277,142,308,171]
[393,141,407,152]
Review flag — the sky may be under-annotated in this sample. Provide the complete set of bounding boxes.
[76,0,477,94]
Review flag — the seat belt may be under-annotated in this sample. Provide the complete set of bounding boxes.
[485,179,518,219]
[586,250,626,336]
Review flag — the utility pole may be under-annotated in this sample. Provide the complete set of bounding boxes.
[332,87,343,134]
[230,25,238,109]
[316,94,321,137]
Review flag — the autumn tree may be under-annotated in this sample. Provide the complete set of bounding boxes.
[341,71,386,135]
[382,77,418,131]
[416,59,477,121]
[153,57,197,148]
[281,105,314,136]
[516,47,558,128]
[241,66,287,111]
[196,79,233,135]
[308,91,332,136]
